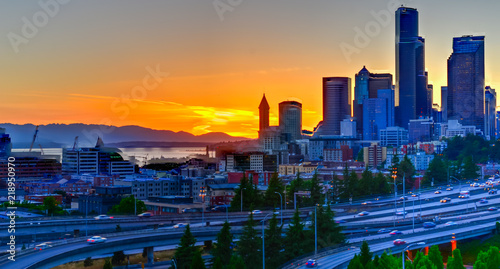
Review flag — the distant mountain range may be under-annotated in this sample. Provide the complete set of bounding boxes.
[0,123,251,148]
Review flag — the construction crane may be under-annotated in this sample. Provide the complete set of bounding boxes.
[73,136,79,150]
[39,144,44,155]
[29,125,39,152]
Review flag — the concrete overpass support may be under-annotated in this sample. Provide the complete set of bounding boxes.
[146,246,154,264]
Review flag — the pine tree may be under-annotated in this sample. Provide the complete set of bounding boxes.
[212,257,224,269]
[212,221,234,265]
[428,245,444,269]
[190,251,206,269]
[446,249,465,269]
[462,156,479,180]
[359,240,372,266]
[474,246,500,269]
[172,224,197,269]
[372,255,380,268]
[111,251,125,265]
[227,255,246,269]
[374,173,391,194]
[310,172,323,205]
[283,208,307,261]
[237,208,261,269]
[264,212,283,268]
[359,168,374,196]
[264,172,284,208]
[287,172,305,207]
[347,254,364,269]
[312,205,344,250]
[231,175,250,212]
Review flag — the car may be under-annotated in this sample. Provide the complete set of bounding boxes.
[348,246,358,250]
[393,239,406,245]
[446,187,453,191]
[458,194,470,199]
[273,211,280,215]
[440,197,452,203]
[173,223,189,228]
[94,215,113,220]
[361,201,372,205]
[138,212,153,218]
[444,221,457,227]
[389,230,403,235]
[250,210,262,215]
[395,210,407,216]
[472,183,480,187]
[423,222,436,228]
[87,236,107,244]
[358,211,370,216]
[399,196,408,200]
[480,184,486,188]
[335,219,346,224]
[479,198,489,204]
[305,259,317,268]
[489,189,498,194]
[374,197,382,201]
[411,193,420,197]
[34,243,52,250]
[302,221,312,226]
[378,228,391,233]
[435,190,442,194]
[488,207,498,211]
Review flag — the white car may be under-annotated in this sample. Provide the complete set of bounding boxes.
[173,223,189,228]
[250,210,262,215]
[87,236,107,244]
[34,243,52,250]
[94,215,113,220]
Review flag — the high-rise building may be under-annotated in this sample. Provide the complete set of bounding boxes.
[485,86,497,140]
[395,7,427,127]
[380,127,409,147]
[447,35,485,131]
[378,88,395,127]
[279,100,302,141]
[258,94,270,138]
[441,86,448,122]
[340,118,357,138]
[322,77,351,135]
[0,128,12,158]
[353,66,392,136]
[408,118,434,143]
[363,98,387,140]
[427,84,433,117]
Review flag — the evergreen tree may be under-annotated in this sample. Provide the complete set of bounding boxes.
[398,155,416,190]
[446,249,465,269]
[313,205,344,250]
[424,156,448,185]
[103,258,113,269]
[347,254,364,269]
[379,252,399,269]
[283,208,307,261]
[227,255,246,269]
[372,255,380,268]
[190,251,206,269]
[428,245,444,269]
[109,195,146,214]
[310,172,323,205]
[172,224,197,269]
[237,208,261,269]
[359,168,374,196]
[344,170,359,199]
[111,251,125,265]
[374,173,391,195]
[462,156,479,180]
[231,175,250,212]
[331,173,343,201]
[474,246,500,269]
[264,212,283,268]
[359,240,372,266]
[264,172,284,208]
[212,257,224,269]
[287,172,305,207]
[212,221,234,265]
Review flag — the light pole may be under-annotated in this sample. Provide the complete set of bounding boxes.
[402,242,425,269]
[240,187,247,212]
[199,187,206,226]
[261,213,272,269]
[275,192,283,226]
[134,187,140,216]
[30,222,40,245]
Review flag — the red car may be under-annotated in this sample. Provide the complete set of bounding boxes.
[393,239,406,245]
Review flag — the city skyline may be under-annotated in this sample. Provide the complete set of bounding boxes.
[2,1,500,138]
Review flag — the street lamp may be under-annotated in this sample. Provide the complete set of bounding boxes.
[402,242,425,269]
[274,192,283,226]
[134,187,140,216]
[261,213,273,269]
[240,187,247,212]
[30,222,40,246]
[199,186,206,226]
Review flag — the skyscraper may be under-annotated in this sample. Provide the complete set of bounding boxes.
[378,88,395,127]
[279,100,302,141]
[447,35,485,131]
[485,86,496,140]
[395,7,427,127]
[353,66,392,136]
[322,77,351,135]
[441,86,448,122]
[363,98,387,140]
[258,94,270,138]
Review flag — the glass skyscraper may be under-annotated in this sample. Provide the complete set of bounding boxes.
[322,77,351,135]
[279,100,302,142]
[395,7,427,128]
[447,35,485,132]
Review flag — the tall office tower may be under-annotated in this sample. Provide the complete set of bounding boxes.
[395,7,427,127]
[497,111,500,139]
[485,86,497,140]
[258,94,270,138]
[441,86,448,122]
[322,77,351,135]
[447,35,485,131]
[354,66,392,136]
[378,88,395,127]
[426,84,433,117]
[279,100,302,141]
[363,98,387,140]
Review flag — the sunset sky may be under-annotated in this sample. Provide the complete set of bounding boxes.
[1,0,500,138]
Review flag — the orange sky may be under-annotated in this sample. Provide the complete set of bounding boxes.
[1,1,500,138]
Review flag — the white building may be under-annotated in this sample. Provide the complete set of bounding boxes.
[380,127,408,147]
